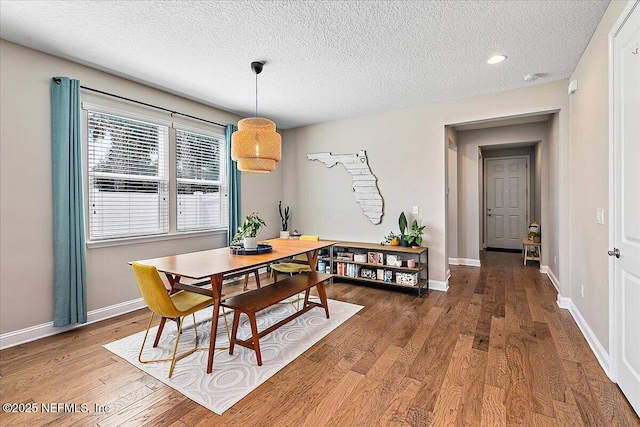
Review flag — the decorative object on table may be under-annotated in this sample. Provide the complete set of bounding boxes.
[381,231,401,246]
[406,219,426,248]
[307,150,383,224]
[407,259,417,268]
[384,270,393,283]
[289,229,302,239]
[396,272,419,286]
[368,252,378,264]
[336,251,354,261]
[231,212,266,250]
[279,201,290,238]
[361,268,375,279]
[386,254,398,266]
[399,212,410,247]
[354,253,367,263]
[229,244,273,255]
[376,269,385,280]
[395,260,403,267]
[528,221,541,243]
[231,62,282,173]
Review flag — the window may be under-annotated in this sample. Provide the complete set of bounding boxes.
[85,105,228,242]
[176,127,227,231]
[87,111,169,240]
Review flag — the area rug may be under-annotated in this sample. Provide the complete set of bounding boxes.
[103,298,362,415]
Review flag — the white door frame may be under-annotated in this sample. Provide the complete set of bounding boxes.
[608,0,639,384]
[483,155,531,250]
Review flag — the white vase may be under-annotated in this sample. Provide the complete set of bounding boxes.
[244,236,258,250]
[280,231,290,239]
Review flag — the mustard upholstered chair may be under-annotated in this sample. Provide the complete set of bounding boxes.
[131,262,230,378]
[270,235,320,308]
[270,235,320,282]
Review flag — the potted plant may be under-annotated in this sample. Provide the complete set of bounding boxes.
[279,201,290,239]
[406,220,426,248]
[381,231,401,246]
[398,212,410,247]
[231,212,266,249]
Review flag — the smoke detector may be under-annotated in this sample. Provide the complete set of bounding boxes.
[524,74,538,82]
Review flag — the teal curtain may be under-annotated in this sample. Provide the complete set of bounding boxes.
[51,77,87,326]
[226,124,241,245]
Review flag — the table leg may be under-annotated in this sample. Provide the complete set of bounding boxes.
[207,274,224,374]
[305,249,319,271]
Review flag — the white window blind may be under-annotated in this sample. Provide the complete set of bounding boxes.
[87,111,169,240]
[176,128,227,231]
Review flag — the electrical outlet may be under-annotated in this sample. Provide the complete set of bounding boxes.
[596,208,605,225]
[581,284,584,298]
[554,255,557,264]
[413,206,419,215]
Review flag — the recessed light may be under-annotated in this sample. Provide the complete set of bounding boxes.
[487,55,507,65]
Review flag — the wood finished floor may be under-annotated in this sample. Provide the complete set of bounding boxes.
[1,251,638,426]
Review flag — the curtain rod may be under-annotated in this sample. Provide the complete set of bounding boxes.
[52,78,227,128]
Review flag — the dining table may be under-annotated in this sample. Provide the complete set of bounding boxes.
[131,237,336,373]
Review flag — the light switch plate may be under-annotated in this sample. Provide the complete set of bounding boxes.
[413,206,419,215]
[596,208,605,225]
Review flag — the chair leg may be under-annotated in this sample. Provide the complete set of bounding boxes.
[138,312,156,364]
[168,317,184,378]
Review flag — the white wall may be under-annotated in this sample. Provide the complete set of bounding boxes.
[456,122,549,262]
[281,81,570,285]
[0,40,282,334]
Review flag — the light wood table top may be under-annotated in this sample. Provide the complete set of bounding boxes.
[134,238,337,279]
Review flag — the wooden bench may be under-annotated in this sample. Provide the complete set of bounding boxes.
[221,272,333,366]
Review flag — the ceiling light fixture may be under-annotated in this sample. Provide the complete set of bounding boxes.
[231,61,282,173]
[524,73,538,82]
[487,54,507,65]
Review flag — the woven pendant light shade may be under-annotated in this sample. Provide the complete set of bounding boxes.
[231,117,282,173]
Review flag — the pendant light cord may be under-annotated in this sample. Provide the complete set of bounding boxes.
[255,71,258,117]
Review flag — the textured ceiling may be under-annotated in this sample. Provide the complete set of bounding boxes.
[0,1,608,129]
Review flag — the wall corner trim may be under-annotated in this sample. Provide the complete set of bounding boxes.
[429,280,449,292]
[0,298,146,350]
[556,295,612,380]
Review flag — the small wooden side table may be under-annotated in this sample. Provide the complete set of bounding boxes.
[522,238,541,265]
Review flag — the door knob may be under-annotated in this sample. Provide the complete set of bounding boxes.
[608,248,620,258]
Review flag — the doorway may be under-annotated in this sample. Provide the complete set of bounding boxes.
[484,156,530,250]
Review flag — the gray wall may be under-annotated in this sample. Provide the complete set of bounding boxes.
[281,82,570,287]
[0,40,283,334]
[566,0,628,350]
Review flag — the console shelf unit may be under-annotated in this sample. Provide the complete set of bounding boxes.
[330,241,429,297]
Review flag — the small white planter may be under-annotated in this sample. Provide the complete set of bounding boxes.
[280,231,290,239]
[244,236,258,250]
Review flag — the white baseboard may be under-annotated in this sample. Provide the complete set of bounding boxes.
[0,270,270,350]
[448,258,459,265]
[458,258,481,267]
[429,279,449,292]
[545,267,560,292]
[0,297,146,350]
[556,295,612,380]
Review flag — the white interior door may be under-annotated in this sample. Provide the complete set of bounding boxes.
[485,157,529,250]
[612,1,640,416]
